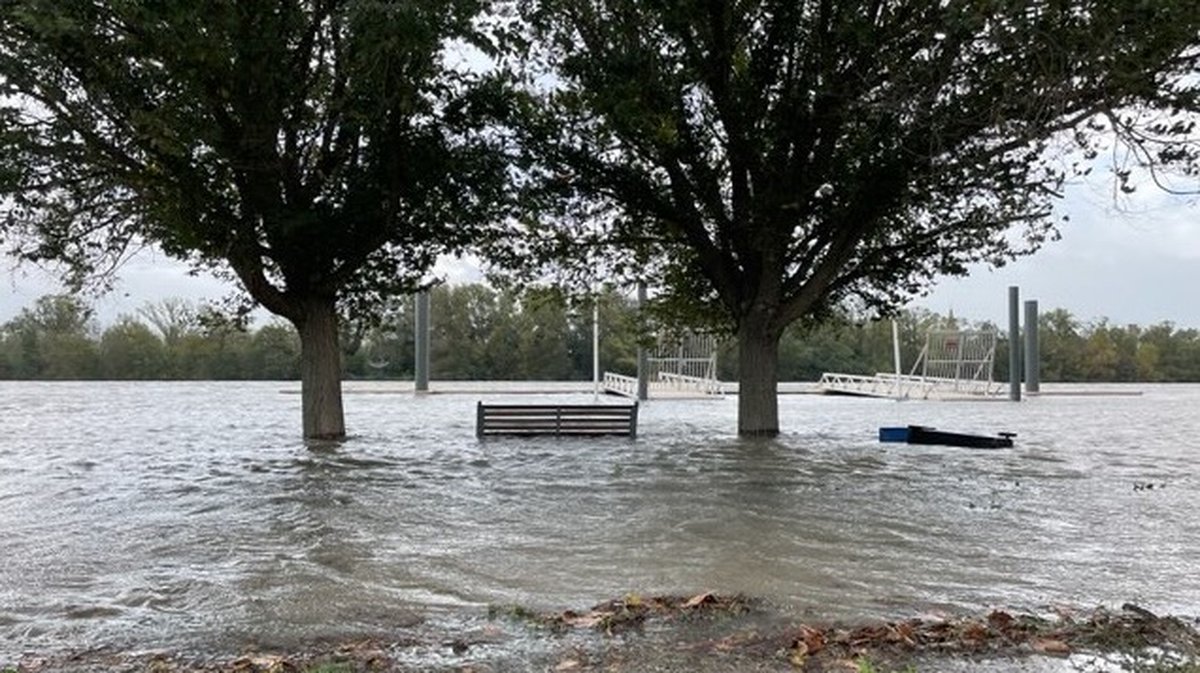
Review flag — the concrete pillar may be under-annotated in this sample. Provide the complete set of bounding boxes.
[1024,299,1040,394]
[636,282,649,401]
[414,290,430,393]
[1008,286,1021,401]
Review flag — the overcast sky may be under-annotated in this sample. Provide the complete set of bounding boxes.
[2,173,1196,330]
[912,176,1199,329]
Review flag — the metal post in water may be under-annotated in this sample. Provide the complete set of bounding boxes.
[414,290,430,393]
[891,320,902,400]
[592,296,600,402]
[1025,299,1040,394]
[1008,286,1021,401]
[636,282,649,401]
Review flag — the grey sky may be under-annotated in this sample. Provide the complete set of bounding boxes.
[912,178,1198,329]
[2,175,1196,330]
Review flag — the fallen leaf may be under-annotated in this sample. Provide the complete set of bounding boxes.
[988,610,1014,630]
[230,655,287,672]
[1032,638,1071,655]
[848,624,889,645]
[788,641,807,668]
[683,592,714,608]
[795,623,826,655]
[562,611,609,629]
[961,620,990,642]
[555,658,582,671]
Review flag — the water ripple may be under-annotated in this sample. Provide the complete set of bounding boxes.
[1,381,1198,658]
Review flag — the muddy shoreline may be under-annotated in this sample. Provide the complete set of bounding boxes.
[6,598,1198,673]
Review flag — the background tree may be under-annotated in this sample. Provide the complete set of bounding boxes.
[0,0,504,438]
[99,317,168,379]
[1,294,99,379]
[139,298,198,377]
[1038,308,1086,382]
[508,0,1200,435]
[5,289,1200,382]
[246,322,302,380]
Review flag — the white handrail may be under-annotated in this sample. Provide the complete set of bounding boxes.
[818,371,1001,399]
[602,370,724,398]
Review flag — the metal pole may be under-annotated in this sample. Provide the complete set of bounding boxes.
[636,282,649,401]
[1008,286,1021,401]
[414,290,430,393]
[1024,299,1040,394]
[891,320,902,399]
[592,297,600,402]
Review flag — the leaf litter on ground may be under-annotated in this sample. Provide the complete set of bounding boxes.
[5,597,1199,672]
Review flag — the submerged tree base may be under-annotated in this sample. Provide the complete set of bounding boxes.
[6,599,1199,673]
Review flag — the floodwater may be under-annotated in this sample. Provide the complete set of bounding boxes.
[0,381,1197,661]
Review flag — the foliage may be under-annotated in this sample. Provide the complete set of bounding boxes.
[360,284,640,381]
[0,0,505,313]
[1,295,99,379]
[509,0,1200,321]
[0,0,508,437]
[6,291,1200,383]
[501,0,1200,433]
[99,317,169,379]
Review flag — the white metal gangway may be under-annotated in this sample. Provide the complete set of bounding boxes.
[818,329,1002,400]
[817,371,1000,400]
[603,370,726,399]
[602,331,724,399]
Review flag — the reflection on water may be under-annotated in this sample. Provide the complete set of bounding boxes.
[1,381,1198,657]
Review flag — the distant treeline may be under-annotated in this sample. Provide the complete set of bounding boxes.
[2,286,1200,382]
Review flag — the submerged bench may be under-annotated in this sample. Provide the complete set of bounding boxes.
[475,402,638,438]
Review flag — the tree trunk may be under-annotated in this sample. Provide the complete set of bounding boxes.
[736,319,782,437]
[293,296,346,440]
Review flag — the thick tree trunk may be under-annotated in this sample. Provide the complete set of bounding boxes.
[736,319,782,437]
[293,296,346,440]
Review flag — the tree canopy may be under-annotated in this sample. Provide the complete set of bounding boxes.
[505,0,1200,434]
[0,0,506,437]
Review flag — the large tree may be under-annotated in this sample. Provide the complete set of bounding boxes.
[0,0,504,438]
[508,0,1200,435]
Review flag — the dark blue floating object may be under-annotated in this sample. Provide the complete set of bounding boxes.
[879,427,911,443]
[879,425,1014,449]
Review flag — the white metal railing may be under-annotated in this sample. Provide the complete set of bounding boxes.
[818,328,1002,401]
[818,372,931,399]
[817,372,1001,400]
[656,371,725,396]
[911,330,998,385]
[602,371,724,398]
[603,372,638,398]
[874,373,1001,397]
[647,356,716,380]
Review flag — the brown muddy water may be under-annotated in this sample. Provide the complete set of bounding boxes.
[0,381,1196,662]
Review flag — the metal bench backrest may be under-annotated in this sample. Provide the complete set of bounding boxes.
[476,402,638,438]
